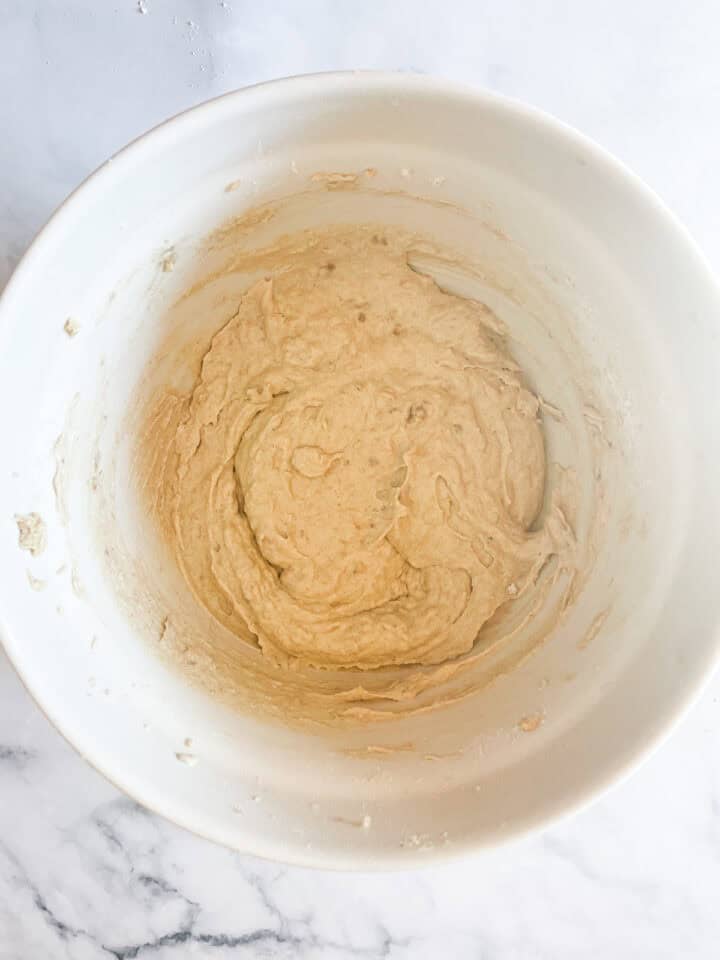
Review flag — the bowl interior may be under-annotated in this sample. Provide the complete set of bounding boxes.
[2,75,720,867]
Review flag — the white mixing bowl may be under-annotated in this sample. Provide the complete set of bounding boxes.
[2,73,720,868]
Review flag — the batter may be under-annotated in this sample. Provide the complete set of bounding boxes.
[140,225,563,681]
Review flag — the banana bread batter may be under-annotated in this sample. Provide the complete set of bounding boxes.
[140,225,562,681]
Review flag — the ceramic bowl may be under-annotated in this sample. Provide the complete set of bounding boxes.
[2,73,720,868]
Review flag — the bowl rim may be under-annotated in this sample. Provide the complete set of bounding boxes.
[2,70,720,871]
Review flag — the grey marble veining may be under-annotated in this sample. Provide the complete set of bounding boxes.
[2,2,720,957]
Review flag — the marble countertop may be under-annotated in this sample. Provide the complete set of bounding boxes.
[2,2,720,957]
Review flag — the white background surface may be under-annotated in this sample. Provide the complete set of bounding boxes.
[2,2,720,957]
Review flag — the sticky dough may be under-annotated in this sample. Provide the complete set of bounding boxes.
[142,226,563,679]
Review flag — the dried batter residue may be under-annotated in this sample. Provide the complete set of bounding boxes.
[175,752,198,767]
[15,513,47,557]
[518,712,544,733]
[577,609,610,650]
[310,169,377,188]
[161,249,176,273]
[26,571,46,591]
